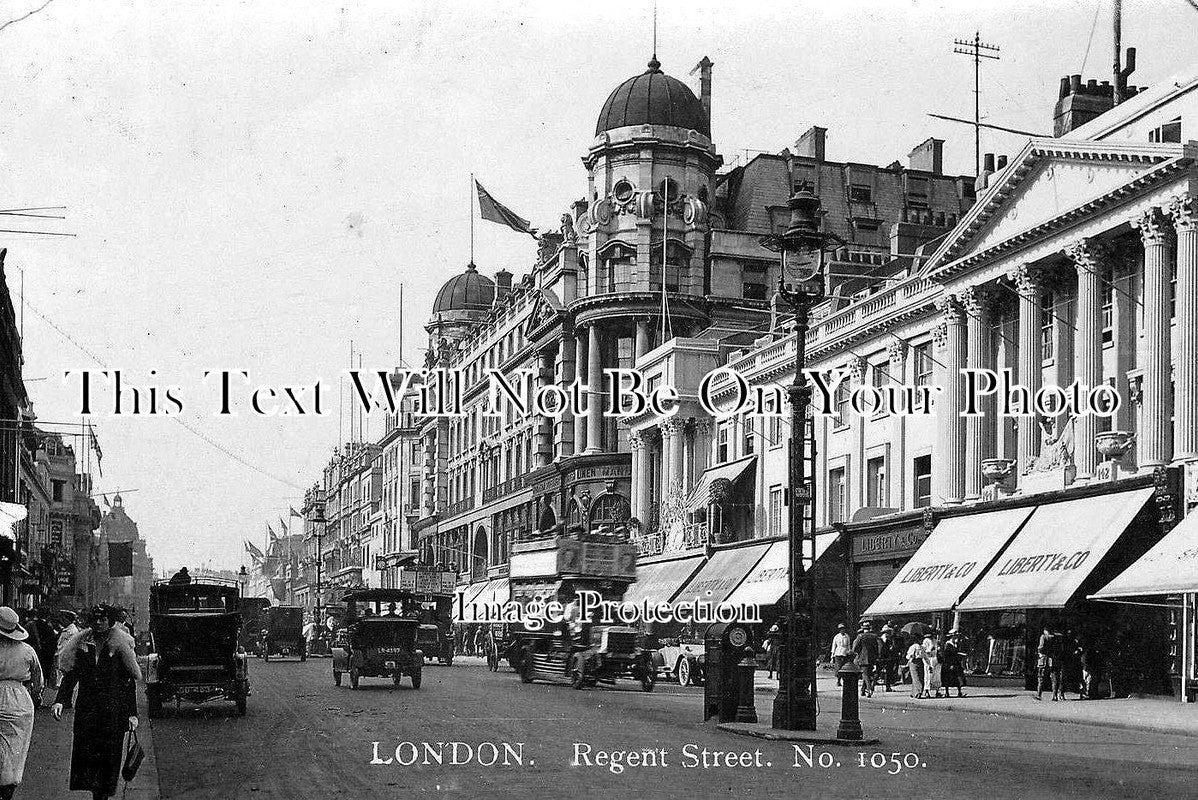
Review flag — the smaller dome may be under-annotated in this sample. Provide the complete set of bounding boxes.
[433,263,496,314]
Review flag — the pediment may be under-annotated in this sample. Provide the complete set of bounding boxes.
[526,287,565,336]
[924,139,1184,276]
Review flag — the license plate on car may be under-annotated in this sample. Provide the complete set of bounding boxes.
[185,684,224,693]
[384,661,396,669]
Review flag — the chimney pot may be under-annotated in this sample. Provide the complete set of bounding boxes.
[983,153,996,173]
[996,154,1008,170]
[1059,76,1071,99]
[1070,74,1083,93]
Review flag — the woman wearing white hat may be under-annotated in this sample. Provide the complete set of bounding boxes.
[0,605,43,799]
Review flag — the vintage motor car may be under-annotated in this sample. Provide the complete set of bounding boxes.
[331,589,423,689]
[237,597,271,655]
[144,578,250,717]
[651,636,706,686]
[262,605,305,661]
[414,594,455,666]
[517,618,656,692]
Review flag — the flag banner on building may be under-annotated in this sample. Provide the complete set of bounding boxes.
[87,423,103,476]
[278,516,288,537]
[270,578,287,600]
[289,506,302,518]
[245,540,265,563]
[475,180,536,237]
[108,541,134,577]
[267,523,278,543]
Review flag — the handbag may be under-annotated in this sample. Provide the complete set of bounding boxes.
[122,730,145,782]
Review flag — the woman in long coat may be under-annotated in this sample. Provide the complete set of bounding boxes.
[52,605,139,800]
[922,631,943,698]
[0,607,42,799]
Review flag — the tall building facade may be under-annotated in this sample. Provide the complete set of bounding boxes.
[96,494,154,629]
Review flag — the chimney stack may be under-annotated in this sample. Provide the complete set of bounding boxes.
[691,57,714,130]
[495,269,513,300]
[908,137,944,175]
[795,126,827,161]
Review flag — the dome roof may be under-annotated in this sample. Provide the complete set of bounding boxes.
[433,263,495,314]
[595,57,710,138]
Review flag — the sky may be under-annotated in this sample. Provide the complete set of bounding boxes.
[0,0,1194,573]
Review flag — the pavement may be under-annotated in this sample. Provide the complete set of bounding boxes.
[749,669,1198,738]
[24,681,163,799]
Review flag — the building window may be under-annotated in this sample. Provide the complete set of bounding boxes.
[1041,292,1055,361]
[768,485,784,537]
[716,421,731,463]
[51,480,65,503]
[905,175,929,208]
[866,456,887,508]
[768,416,783,447]
[742,418,755,455]
[1102,267,1114,345]
[848,184,873,204]
[913,455,932,508]
[913,343,933,389]
[828,467,847,524]
[834,381,852,428]
[1149,117,1182,144]
[743,264,768,300]
[871,363,890,389]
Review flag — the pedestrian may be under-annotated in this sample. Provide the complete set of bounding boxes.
[765,622,781,679]
[906,638,925,698]
[54,612,81,709]
[851,621,880,697]
[302,618,316,658]
[922,630,942,698]
[1036,624,1064,701]
[941,630,966,698]
[51,604,140,800]
[168,566,191,585]
[32,611,56,698]
[0,607,43,800]
[878,625,898,691]
[830,623,852,686]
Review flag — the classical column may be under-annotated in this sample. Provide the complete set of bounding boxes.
[1132,208,1173,468]
[934,294,967,503]
[661,419,684,496]
[557,336,576,459]
[962,285,997,498]
[1064,238,1108,478]
[586,323,604,453]
[635,317,651,362]
[1008,265,1045,474]
[575,330,588,454]
[1168,193,1198,462]
[535,350,553,468]
[629,430,645,523]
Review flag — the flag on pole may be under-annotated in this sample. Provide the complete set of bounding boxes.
[289,506,302,518]
[278,516,289,537]
[86,423,103,476]
[475,180,536,237]
[245,540,265,562]
[267,523,278,544]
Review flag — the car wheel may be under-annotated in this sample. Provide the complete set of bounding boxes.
[519,651,535,684]
[677,658,692,686]
[393,673,403,686]
[570,656,587,690]
[641,669,656,693]
[411,666,422,689]
[236,697,247,716]
[333,670,342,687]
[349,668,360,690]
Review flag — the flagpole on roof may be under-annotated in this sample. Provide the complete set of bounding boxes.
[469,172,475,265]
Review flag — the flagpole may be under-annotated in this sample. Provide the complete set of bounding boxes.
[469,172,475,265]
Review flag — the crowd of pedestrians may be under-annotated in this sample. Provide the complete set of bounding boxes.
[824,620,969,700]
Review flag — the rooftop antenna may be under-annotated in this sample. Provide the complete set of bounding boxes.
[652,0,657,60]
[953,32,1001,177]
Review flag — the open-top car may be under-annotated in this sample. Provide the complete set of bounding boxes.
[144,577,250,717]
[651,636,705,686]
[331,589,424,689]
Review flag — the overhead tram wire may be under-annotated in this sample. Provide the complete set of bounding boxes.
[20,295,307,492]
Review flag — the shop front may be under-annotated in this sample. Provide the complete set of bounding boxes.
[844,511,933,627]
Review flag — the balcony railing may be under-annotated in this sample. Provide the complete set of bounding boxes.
[446,496,475,518]
[682,522,711,550]
[481,474,528,505]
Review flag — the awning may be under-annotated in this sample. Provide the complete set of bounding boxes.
[956,487,1155,612]
[723,533,839,609]
[623,554,706,606]
[863,506,1034,617]
[1091,510,1198,602]
[0,503,27,541]
[685,456,756,513]
[454,580,492,622]
[673,541,772,607]
[477,578,510,607]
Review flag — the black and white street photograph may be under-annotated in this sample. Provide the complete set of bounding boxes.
[0,1,1195,797]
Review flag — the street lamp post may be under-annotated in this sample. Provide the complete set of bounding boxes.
[309,505,327,625]
[761,182,832,731]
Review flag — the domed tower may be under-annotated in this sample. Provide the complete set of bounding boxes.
[567,55,721,455]
[425,262,496,365]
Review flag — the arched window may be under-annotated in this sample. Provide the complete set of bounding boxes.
[472,526,489,582]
